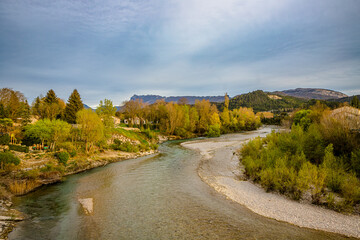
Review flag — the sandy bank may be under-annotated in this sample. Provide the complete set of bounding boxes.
[181,127,360,239]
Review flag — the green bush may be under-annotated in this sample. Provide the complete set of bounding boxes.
[206,124,221,137]
[293,109,312,130]
[340,174,360,204]
[9,144,29,153]
[350,149,360,178]
[139,143,150,151]
[58,142,76,152]
[56,152,69,165]
[303,124,325,165]
[142,129,157,140]
[69,150,77,157]
[240,116,360,209]
[0,152,20,170]
[22,169,40,179]
[150,143,158,150]
[0,134,10,145]
[111,141,139,153]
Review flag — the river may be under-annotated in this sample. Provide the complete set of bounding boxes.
[9,130,351,239]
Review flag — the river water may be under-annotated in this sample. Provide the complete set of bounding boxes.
[9,131,351,240]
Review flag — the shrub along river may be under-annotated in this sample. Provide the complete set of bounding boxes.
[8,131,351,239]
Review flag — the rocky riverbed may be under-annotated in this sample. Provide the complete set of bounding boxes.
[182,128,360,238]
[0,200,25,240]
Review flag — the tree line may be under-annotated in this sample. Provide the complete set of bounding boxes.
[0,88,261,156]
[120,93,261,138]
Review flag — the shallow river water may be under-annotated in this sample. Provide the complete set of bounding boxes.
[9,131,351,239]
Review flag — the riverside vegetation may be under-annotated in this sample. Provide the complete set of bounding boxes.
[0,88,261,199]
[240,102,360,213]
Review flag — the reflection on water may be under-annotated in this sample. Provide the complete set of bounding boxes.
[9,134,353,240]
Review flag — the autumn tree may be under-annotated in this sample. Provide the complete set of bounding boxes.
[220,93,231,132]
[122,99,146,125]
[76,109,104,152]
[64,89,84,124]
[177,97,189,105]
[0,88,27,121]
[165,102,185,135]
[195,99,218,134]
[224,93,229,109]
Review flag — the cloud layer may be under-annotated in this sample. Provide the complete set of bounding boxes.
[0,0,359,106]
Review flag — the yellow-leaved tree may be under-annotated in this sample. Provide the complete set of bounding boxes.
[76,109,104,152]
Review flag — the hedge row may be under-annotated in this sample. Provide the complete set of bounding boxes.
[9,144,29,153]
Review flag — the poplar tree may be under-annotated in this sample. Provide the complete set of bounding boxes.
[64,89,84,124]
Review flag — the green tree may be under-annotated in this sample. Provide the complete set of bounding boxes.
[303,124,326,165]
[44,89,57,104]
[32,90,65,120]
[64,89,84,124]
[49,119,71,150]
[20,100,31,127]
[25,119,52,147]
[293,109,312,131]
[32,96,42,117]
[76,109,104,152]
[0,103,6,118]
[0,118,13,133]
[350,96,360,109]
[43,89,64,120]
[96,99,116,128]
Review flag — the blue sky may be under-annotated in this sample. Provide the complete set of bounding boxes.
[0,0,359,107]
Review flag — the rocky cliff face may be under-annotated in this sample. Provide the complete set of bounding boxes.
[277,88,347,100]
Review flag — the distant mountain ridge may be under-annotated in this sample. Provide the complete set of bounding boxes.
[130,94,225,104]
[275,88,347,100]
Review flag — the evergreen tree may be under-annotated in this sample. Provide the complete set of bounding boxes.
[32,96,42,117]
[44,89,57,104]
[350,96,360,109]
[20,100,31,127]
[64,89,84,124]
[0,103,6,118]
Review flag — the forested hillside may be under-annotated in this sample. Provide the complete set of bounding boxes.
[216,90,305,112]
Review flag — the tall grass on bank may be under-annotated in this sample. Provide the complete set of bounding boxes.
[8,180,39,195]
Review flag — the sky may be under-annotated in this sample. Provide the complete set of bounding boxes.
[0,0,360,107]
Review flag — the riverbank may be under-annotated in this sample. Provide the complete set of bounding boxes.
[181,127,360,239]
[0,149,157,239]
